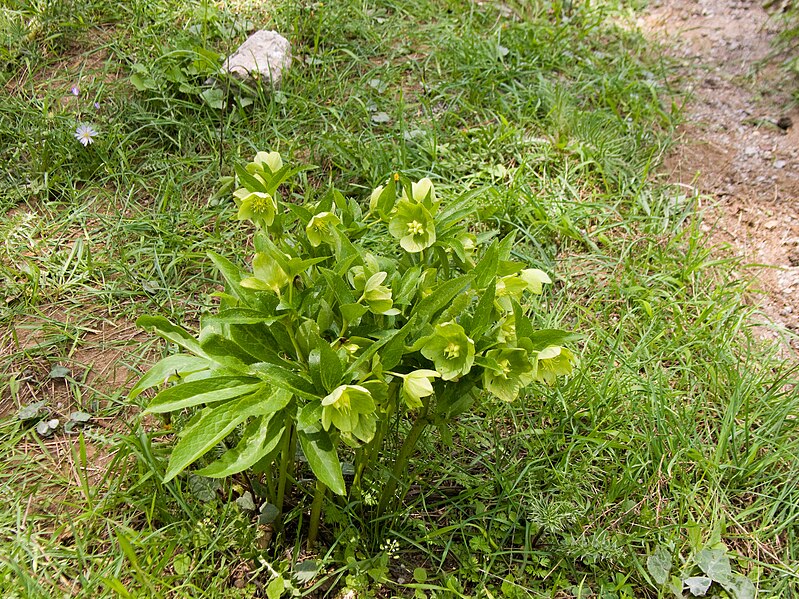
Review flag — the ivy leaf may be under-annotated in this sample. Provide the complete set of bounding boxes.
[17,401,46,421]
[696,548,733,583]
[646,546,672,586]
[684,576,712,596]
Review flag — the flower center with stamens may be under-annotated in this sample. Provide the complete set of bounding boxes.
[252,194,271,213]
[444,342,460,359]
[407,220,425,236]
[499,359,511,378]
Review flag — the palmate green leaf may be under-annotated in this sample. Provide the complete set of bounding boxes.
[469,278,496,340]
[202,308,280,327]
[249,363,319,400]
[235,163,267,193]
[128,355,210,400]
[200,333,257,370]
[411,274,472,325]
[320,267,356,306]
[196,409,287,478]
[136,315,205,357]
[472,241,499,290]
[163,386,290,482]
[228,324,295,369]
[297,403,346,496]
[318,340,343,393]
[146,377,263,413]
[380,315,418,371]
[526,329,582,351]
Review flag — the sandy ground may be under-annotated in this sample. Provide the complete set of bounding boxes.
[641,0,799,355]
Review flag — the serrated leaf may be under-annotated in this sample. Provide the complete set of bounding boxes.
[128,355,210,400]
[297,404,345,496]
[411,274,472,324]
[249,363,318,400]
[137,315,205,357]
[470,279,496,340]
[197,408,288,478]
[380,315,418,371]
[646,546,672,586]
[146,377,263,413]
[163,386,284,482]
[339,302,368,322]
[318,340,343,393]
[526,329,582,351]
[472,242,498,290]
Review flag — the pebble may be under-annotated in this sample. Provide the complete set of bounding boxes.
[775,160,787,169]
[744,146,758,156]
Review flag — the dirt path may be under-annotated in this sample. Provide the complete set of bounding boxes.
[640,0,799,354]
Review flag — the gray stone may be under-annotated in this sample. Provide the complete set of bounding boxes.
[221,30,291,86]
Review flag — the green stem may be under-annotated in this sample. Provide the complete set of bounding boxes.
[376,406,431,517]
[275,415,294,520]
[307,480,327,549]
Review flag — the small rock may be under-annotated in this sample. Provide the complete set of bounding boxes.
[780,306,794,316]
[777,116,793,131]
[220,30,291,86]
[775,160,787,169]
[764,220,778,230]
[744,146,758,157]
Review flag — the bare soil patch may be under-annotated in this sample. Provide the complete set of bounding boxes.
[641,0,799,354]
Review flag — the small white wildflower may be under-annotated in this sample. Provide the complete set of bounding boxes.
[74,124,98,146]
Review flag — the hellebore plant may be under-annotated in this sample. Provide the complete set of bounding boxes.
[132,152,579,546]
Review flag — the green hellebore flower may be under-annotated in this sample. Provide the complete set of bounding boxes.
[250,151,283,175]
[321,385,377,443]
[401,369,440,409]
[362,271,399,315]
[240,252,290,294]
[482,347,533,402]
[388,199,436,253]
[420,322,475,381]
[306,211,341,247]
[534,346,578,386]
[402,177,436,205]
[519,268,551,295]
[369,184,384,213]
[236,190,277,226]
[495,274,529,312]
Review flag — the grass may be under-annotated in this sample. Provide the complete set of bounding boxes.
[1,0,798,597]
